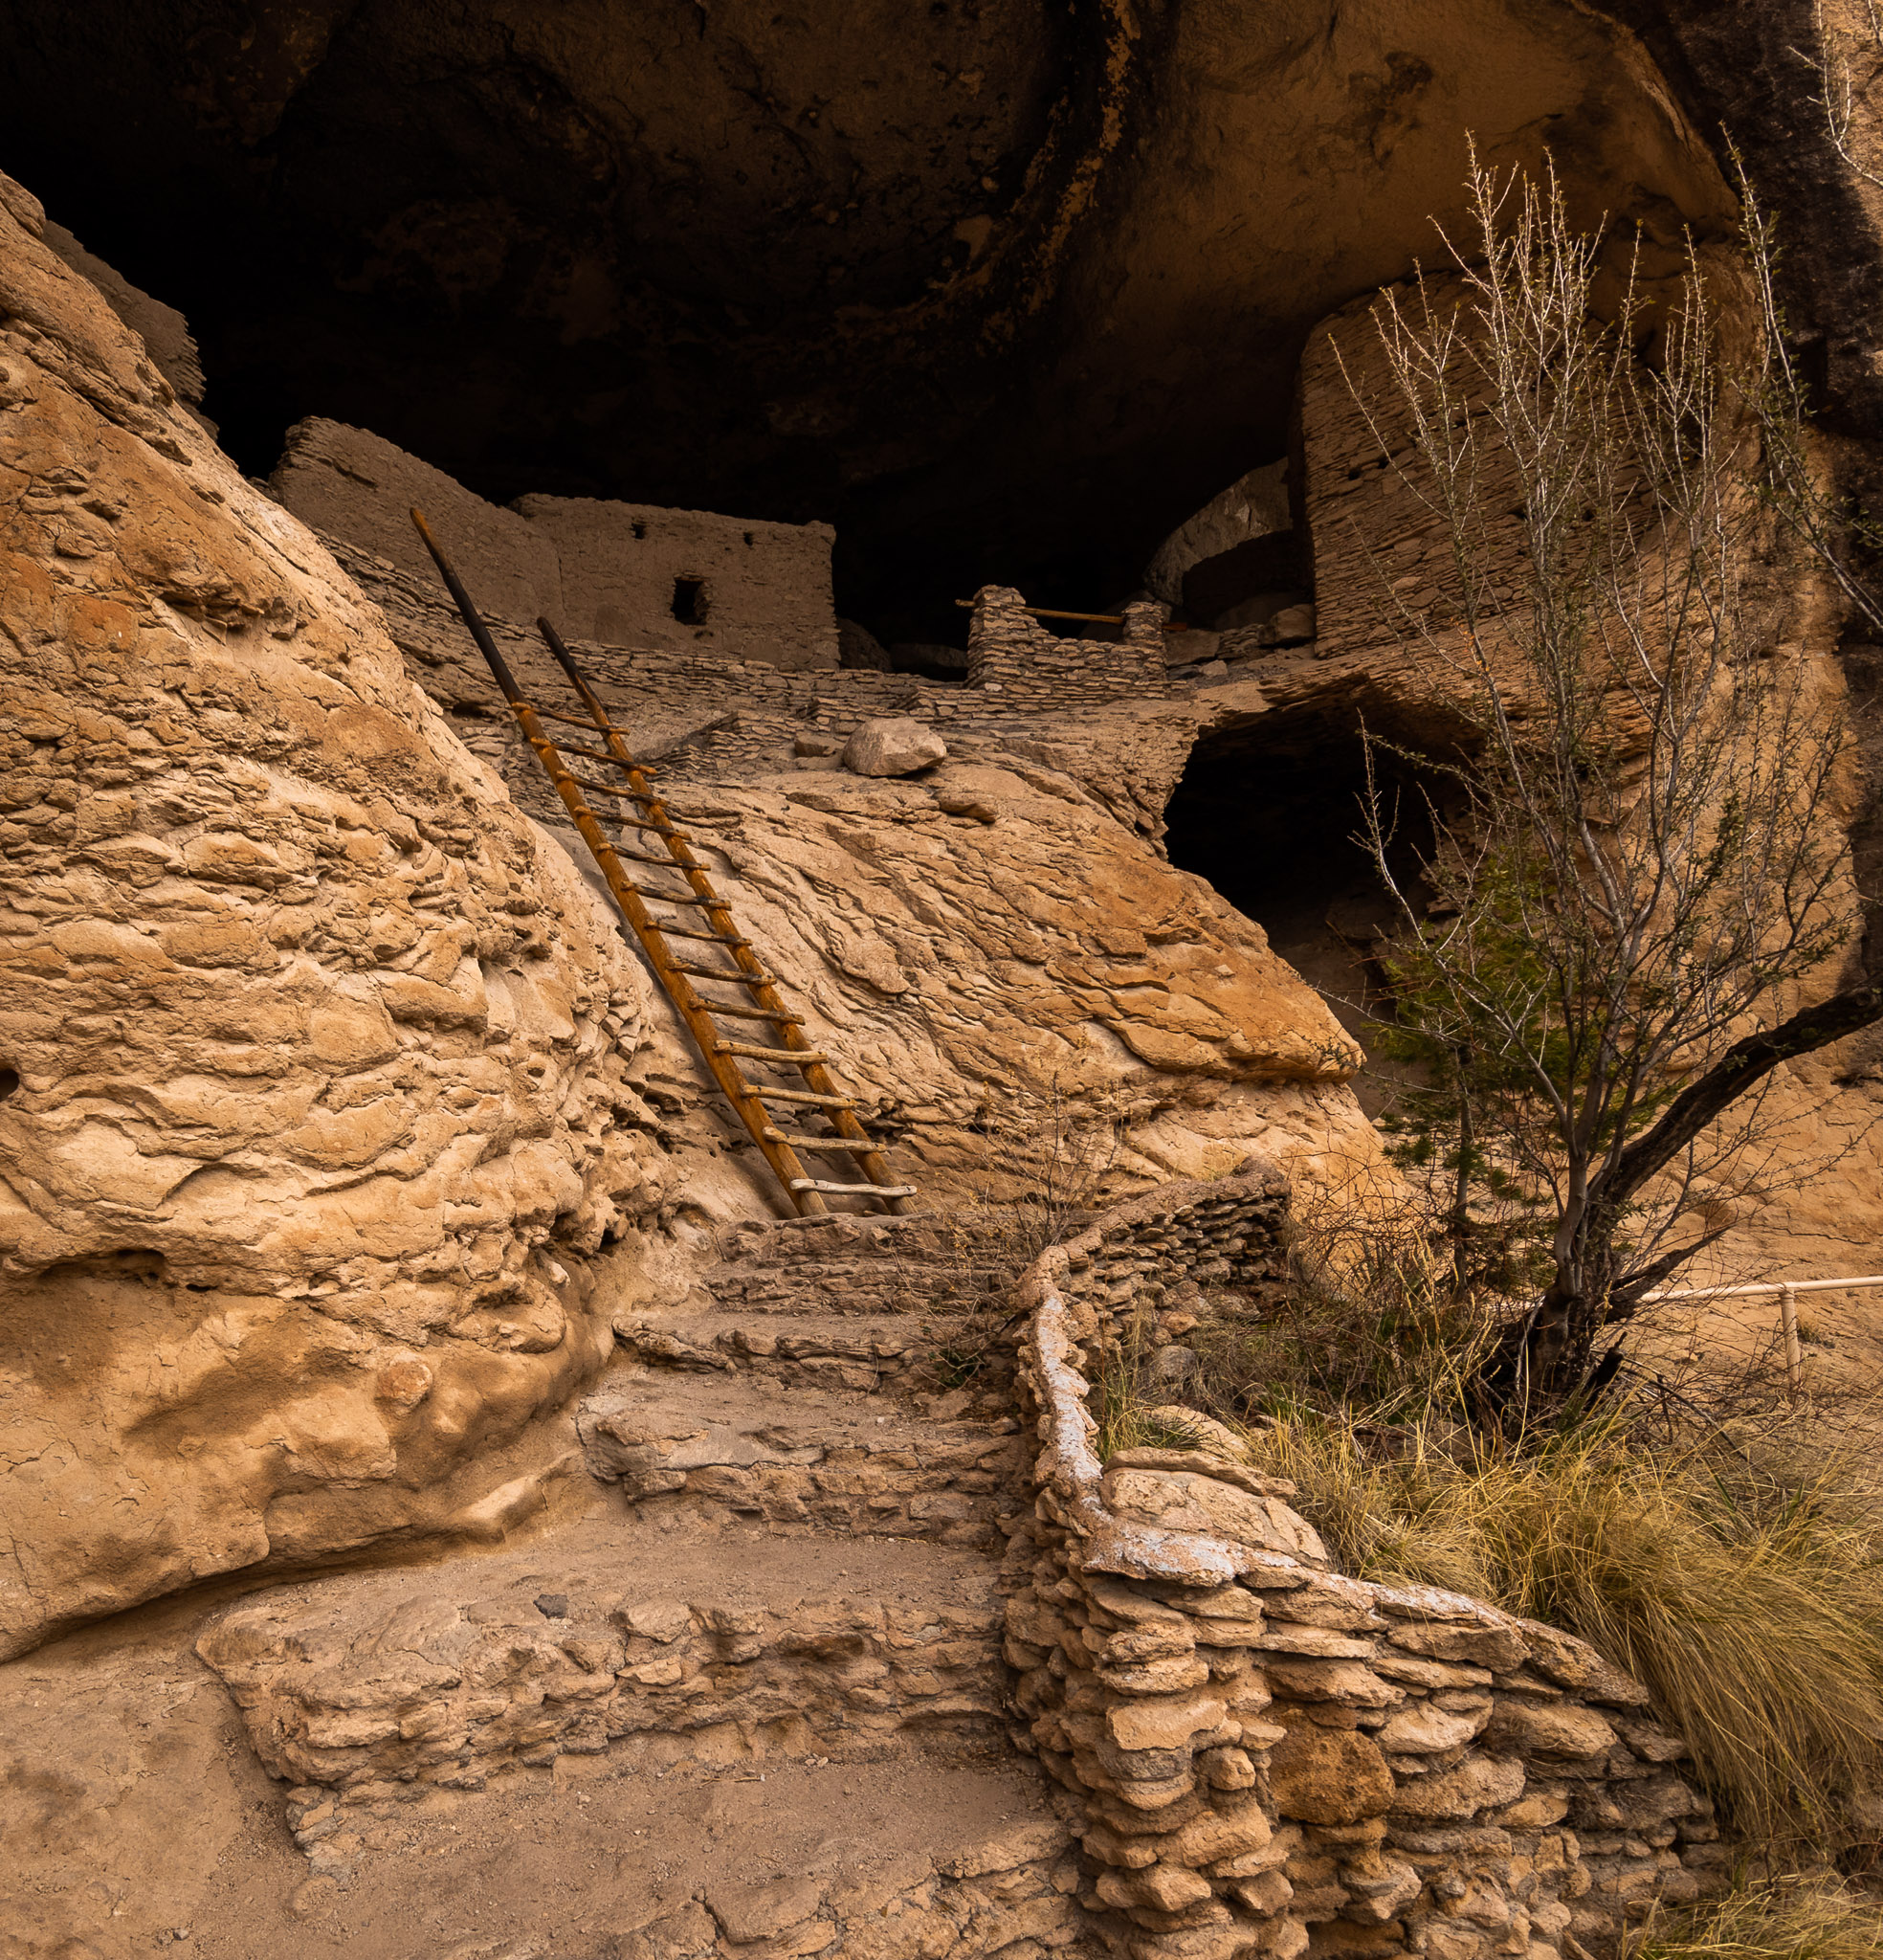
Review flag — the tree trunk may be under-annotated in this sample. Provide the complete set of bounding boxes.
[1522,984,1883,1400]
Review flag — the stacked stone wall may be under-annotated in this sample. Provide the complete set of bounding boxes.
[272,418,840,670]
[1007,1172,1730,1960]
[321,535,1196,825]
[1296,281,1542,668]
[967,587,1173,706]
[516,491,839,671]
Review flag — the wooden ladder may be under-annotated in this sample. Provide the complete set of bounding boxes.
[411,509,915,1218]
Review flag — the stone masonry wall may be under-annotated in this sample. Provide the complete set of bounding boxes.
[321,533,1204,841]
[1296,279,1530,669]
[1006,1173,1730,1960]
[516,491,839,671]
[967,586,1173,707]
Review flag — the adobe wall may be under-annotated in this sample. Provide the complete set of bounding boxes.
[516,494,838,671]
[1008,1173,1730,1960]
[268,418,836,671]
[269,417,565,625]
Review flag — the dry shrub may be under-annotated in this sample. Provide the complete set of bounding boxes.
[919,1081,1128,1397]
[1244,1407,1883,1853]
[1631,1875,1883,1960]
[1188,1169,1501,1427]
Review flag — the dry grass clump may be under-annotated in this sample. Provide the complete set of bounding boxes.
[1185,1174,1500,1428]
[1240,1408,1883,1852]
[1630,1876,1883,1960]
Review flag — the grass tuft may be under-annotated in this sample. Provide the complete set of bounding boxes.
[1241,1410,1883,1851]
[1631,1876,1883,1960]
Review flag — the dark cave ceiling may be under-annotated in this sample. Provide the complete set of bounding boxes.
[0,0,1783,642]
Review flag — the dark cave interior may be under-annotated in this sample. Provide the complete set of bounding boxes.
[1163,703,1447,1103]
[0,0,1746,656]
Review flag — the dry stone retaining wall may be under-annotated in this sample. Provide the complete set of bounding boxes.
[967,586,1172,707]
[200,1584,1008,1848]
[1007,1171,1730,1960]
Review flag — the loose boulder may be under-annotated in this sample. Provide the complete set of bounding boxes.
[843,717,948,777]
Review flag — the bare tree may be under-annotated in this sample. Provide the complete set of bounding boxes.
[1338,152,1878,1407]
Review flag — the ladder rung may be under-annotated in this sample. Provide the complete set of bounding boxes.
[763,1126,875,1152]
[528,703,631,736]
[674,962,778,985]
[609,846,692,870]
[742,1084,856,1109]
[568,773,661,806]
[643,891,727,910]
[716,1041,829,1063]
[789,1178,919,1198]
[700,1001,800,1023]
[555,737,656,771]
[652,924,749,946]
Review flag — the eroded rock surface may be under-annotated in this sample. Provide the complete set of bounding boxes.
[0,171,682,1659]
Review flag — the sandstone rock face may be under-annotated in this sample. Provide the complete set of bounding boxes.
[840,715,947,777]
[643,768,1373,1201]
[0,172,676,1659]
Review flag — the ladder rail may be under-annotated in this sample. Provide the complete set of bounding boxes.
[532,613,914,1216]
[410,508,829,1215]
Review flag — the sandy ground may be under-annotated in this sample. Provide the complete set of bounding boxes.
[0,1498,1050,1960]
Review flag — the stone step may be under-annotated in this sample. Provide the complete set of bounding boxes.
[701,1207,1029,1319]
[611,1305,1016,1414]
[575,1363,1027,1545]
[230,1743,1087,1959]
[194,1503,1016,1844]
[613,1306,932,1389]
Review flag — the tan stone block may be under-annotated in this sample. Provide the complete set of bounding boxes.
[1480,1700,1617,1761]
[1387,1752,1526,1821]
[1382,1623,1527,1673]
[1268,1724,1394,1825]
[1108,1691,1230,1753]
[1373,1702,1491,1754]
[1097,1863,1218,1912]
[1162,1800,1275,1868]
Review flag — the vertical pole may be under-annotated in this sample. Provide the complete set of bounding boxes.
[1781,1283,1803,1403]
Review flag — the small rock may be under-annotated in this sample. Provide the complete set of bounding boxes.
[842,716,947,777]
[534,1592,569,1618]
[1271,602,1316,643]
[937,789,997,823]
[290,1878,341,1920]
[792,731,844,757]
[1193,659,1230,681]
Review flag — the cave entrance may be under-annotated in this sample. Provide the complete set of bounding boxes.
[1163,704,1450,1110]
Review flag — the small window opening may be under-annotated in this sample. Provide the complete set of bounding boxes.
[743,530,755,546]
[631,519,648,541]
[671,577,709,625]
[0,1066,18,1101]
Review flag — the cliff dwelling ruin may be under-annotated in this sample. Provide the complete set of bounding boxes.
[3,2,1883,1956]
